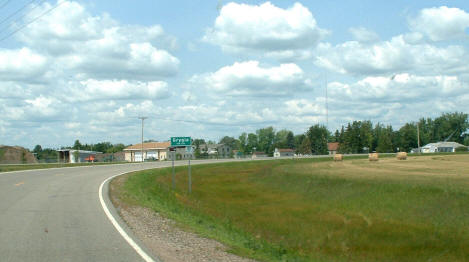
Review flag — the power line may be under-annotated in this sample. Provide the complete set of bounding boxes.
[0,0,13,10]
[0,0,38,27]
[0,0,65,42]
[0,0,46,35]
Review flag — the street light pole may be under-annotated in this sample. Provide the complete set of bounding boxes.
[138,116,148,162]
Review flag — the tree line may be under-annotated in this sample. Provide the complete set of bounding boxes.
[31,112,468,160]
[192,112,468,156]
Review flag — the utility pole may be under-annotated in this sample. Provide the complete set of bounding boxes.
[325,74,328,129]
[417,122,421,154]
[138,116,148,162]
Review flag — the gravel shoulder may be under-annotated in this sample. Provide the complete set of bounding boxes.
[110,173,256,262]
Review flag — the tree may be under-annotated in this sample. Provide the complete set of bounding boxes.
[33,145,42,154]
[286,131,295,149]
[219,136,238,150]
[247,133,258,153]
[434,112,468,143]
[298,136,312,155]
[376,125,394,153]
[73,140,82,150]
[398,123,417,152]
[238,133,247,154]
[106,143,126,153]
[256,126,275,155]
[294,134,305,153]
[306,124,329,155]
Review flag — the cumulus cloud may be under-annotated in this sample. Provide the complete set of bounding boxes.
[204,1,327,60]
[328,73,466,103]
[65,79,170,101]
[349,27,380,43]
[0,48,48,82]
[188,61,313,97]
[409,6,469,41]
[315,35,467,76]
[16,0,179,80]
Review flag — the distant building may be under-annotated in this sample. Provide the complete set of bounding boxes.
[200,143,232,158]
[421,142,466,153]
[124,142,171,162]
[273,148,294,157]
[327,142,339,155]
[252,151,268,158]
[124,142,195,162]
[58,149,100,163]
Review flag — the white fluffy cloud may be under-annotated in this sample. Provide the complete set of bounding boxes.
[328,73,466,103]
[65,79,170,101]
[16,0,179,80]
[0,48,48,82]
[189,61,313,97]
[315,35,467,76]
[204,2,327,60]
[409,6,469,41]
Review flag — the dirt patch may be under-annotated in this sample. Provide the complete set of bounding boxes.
[110,173,256,262]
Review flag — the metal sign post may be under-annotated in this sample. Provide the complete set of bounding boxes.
[188,158,191,194]
[171,137,193,194]
[187,145,192,194]
[171,149,175,189]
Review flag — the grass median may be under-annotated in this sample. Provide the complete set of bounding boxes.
[113,154,469,261]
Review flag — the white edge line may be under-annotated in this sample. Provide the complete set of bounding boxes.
[99,172,155,262]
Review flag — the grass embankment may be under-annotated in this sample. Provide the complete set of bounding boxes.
[114,155,469,261]
[0,161,127,173]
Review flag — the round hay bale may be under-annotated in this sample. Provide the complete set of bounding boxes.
[396,152,407,160]
[369,153,379,161]
[334,154,343,161]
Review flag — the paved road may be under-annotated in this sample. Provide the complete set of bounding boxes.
[0,156,342,261]
[0,159,253,262]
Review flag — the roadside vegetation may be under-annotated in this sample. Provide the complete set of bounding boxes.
[0,161,127,173]
[114,154,469,262]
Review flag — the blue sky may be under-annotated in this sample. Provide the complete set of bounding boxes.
[1,0,469,149]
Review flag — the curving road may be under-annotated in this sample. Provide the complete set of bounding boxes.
[0,160,247,262]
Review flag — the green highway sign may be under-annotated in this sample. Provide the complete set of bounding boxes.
[171,137,192,147]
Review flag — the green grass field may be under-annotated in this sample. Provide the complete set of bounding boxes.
[0,161,127,173]
[113,154,469,261]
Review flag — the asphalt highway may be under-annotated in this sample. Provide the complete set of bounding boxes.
[0,156,340,261]
[0,159,250,262]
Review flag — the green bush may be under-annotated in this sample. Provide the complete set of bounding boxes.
[455,146,468,152]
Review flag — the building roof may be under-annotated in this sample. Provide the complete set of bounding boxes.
[253,151,267,155]
[277,148,294,152]
[124,141,171,151]
[422,141,465,148]
[57,149,100,154]
[328,142,339,151]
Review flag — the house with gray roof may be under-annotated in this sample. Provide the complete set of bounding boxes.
[421,141,466,153]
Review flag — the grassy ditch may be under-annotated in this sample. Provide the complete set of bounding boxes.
[113,154,469,261]
[0,161,128,173]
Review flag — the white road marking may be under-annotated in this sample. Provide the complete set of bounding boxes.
[99,172,155,262]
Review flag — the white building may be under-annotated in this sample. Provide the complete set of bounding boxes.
[200,143,232,158]
[273,148,294,157]
[124,141,195,162]
[421,142,466,153]
[57,149,100,163]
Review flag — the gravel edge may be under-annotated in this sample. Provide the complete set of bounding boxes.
[110,174,257,262]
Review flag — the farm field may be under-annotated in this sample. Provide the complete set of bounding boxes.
[114,154,469,262]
